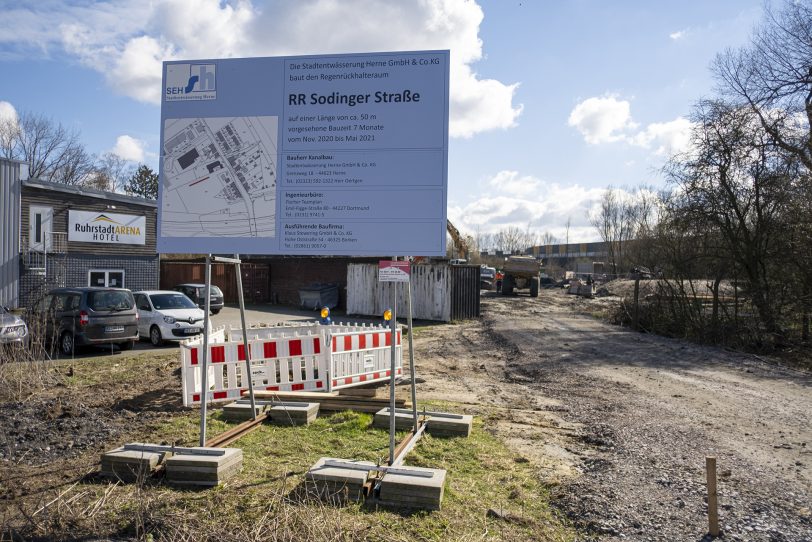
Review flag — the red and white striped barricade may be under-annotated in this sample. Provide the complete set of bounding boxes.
[180,328,327,406]
[327,324,403,391]
[180,322,405,406]
[227,322,321,342]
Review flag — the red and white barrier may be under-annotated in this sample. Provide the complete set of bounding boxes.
[180,322,403,406]
[329,328,402,390]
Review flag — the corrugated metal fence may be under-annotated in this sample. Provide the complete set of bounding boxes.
[0,159,22,308]
[346,263,480,322]
[450,265,480,321]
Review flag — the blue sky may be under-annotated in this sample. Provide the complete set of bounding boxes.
[0,0,764,242]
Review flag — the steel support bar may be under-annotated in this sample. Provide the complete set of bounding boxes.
[234,253,257,419]
[122,443,226,456]
[321,459,434,478]
[199,255,212,446]
[206,413,268,448]
[386,407,464,419]
[388,256,397,465]
[407,280,418,432]
[234,399,306,407]
[392,422,427,467]
[210,255,242,264]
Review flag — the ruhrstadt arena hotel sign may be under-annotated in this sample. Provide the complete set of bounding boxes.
[69,211,146,245]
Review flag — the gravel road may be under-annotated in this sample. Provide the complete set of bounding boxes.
[414,289,811,541]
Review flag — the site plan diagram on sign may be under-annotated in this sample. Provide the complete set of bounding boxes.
[161,116,278,238]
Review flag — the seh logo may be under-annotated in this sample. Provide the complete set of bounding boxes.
[165,64,217,101]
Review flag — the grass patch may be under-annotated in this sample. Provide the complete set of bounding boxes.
[62,410,575,540]
[2,350,575,541]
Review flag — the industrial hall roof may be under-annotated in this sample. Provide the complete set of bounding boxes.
[22,178,157,208]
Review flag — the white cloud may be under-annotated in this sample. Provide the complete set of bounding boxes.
[6,0,522,139]
[450,170,613,243]
[0,101,17,126]
[669,29,687,40]
[568,94,693,157]
[567,95,638,144]
[487,170,540,195]
[630,117,693,155]
[111,135,146,162]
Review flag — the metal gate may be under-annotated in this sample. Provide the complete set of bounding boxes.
[160,261,270,303]
[450,265,480,320]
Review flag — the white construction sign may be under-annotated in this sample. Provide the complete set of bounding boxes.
[158,50,450,256]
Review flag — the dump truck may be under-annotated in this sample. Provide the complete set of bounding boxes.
[500,256,541,297]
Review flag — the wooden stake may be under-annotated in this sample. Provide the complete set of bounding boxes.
[706,456,720,537]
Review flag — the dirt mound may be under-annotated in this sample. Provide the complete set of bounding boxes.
[0,397,121,465]
[602,278,739,299]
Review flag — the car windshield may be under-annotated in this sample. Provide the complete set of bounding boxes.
[150,293,197,310]
[88,291,133,311]
[196,286,222,296]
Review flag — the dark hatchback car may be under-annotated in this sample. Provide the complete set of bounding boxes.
[31,287,139,355]
[173,283,224,314]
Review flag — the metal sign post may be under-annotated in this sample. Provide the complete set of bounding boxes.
[199,254,212,446]
[379,258,410,465]
[407,277,418,432]
[198,254,257,446]
[389,257,398,465]
[233,254,257,419]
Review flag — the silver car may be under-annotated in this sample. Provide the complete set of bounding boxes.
[0,306,29,346]
[133,291,206,346]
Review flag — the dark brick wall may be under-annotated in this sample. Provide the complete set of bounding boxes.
[19,254,159,308]
[256,257,379,309]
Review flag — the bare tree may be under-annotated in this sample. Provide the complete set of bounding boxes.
[84,153,134,192]
[714,0,812,173]
[589,187,621,273]
[662,99,795,336]
[540,231,558,246]
[561,216,572,270]
[494,226,526,254]
[0,110,94,185]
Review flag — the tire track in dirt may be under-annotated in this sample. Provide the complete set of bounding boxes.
[479,290,811,541]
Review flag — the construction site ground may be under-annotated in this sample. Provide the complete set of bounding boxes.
[1,289,810,541]
[415,290,811,541]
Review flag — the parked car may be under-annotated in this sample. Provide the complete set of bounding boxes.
[134,290,206,346]
[173,284,225,314]
[30,287,138,356]
[0,306,29,347]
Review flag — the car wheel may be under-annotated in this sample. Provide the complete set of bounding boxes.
[211,309,221,315]
[149,326,164,347]
[60,332,74,356]
[119,340,135,351]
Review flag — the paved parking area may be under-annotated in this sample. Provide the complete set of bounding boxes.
[63,304,387,359]
[210,304,383,329]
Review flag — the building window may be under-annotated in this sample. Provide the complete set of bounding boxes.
[29,206,53,251]
[88,269,125,288]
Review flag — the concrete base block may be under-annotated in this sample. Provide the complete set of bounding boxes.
[426,414,473,437]
[378,465,446,511]
[269,402,319,426]
[372,408,415,431]
[305,457,372,503]
[165,448,243,487]
[222,402,267,422]
[100,447,169,482]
